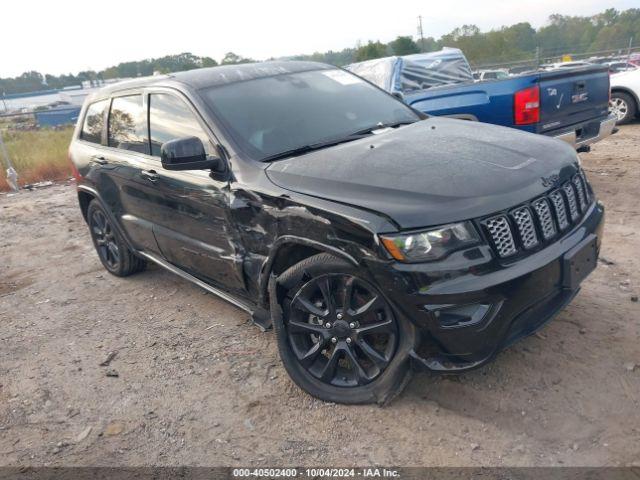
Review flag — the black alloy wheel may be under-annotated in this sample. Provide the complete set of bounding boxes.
[86,199,146,277]
[286,273,397,387]
[90,209,120,270]
[271,253,414,404]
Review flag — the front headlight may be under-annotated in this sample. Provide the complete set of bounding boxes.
[380,221,480,262]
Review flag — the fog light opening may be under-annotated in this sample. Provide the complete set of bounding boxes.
[425,303,494,329]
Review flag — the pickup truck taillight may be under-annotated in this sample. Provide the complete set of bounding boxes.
[514,86,540,125]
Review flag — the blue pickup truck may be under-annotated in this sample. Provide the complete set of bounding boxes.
[347,48,616,151]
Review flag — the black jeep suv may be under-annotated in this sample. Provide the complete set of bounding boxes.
[69,62,604,404]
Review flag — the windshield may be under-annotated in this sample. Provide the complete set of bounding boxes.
[200,68,420,161]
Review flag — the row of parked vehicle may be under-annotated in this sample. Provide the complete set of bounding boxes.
[477,51,640,77]
[71,56,609,403]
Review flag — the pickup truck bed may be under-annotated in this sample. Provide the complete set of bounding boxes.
[348,53,616,150]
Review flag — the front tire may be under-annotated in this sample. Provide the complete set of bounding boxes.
[87,200,146,277]
[270,253,415,404]
[610,92,636,125]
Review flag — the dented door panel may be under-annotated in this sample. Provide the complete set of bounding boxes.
[150,168,246,292]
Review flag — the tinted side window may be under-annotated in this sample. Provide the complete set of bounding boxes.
[80,100,108,144]
[108,95,149,154]
[149,93,212,157]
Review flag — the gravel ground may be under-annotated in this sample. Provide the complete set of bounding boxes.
[0,124,639,467]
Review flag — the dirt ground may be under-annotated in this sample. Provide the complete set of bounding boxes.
[1,124,639,468]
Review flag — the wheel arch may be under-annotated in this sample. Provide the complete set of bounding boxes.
[258,236,359,308]
[77,185,136,252]
[77,189,95,222]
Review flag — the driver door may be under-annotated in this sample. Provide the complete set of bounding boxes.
[145,90,245,292]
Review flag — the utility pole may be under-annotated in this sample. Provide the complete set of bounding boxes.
[417,16,425,52]
[535,46,540,70]
[627,37,634,63]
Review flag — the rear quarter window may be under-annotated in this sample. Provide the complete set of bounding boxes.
[80,100,108,144]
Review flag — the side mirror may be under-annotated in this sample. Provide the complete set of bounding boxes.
[161,136,225,172]
[392,91,405,101]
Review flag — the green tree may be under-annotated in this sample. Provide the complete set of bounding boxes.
[503,23,536,54]
[221,52,253,65]
[418,36,439,53]
[440,24,485,63]
[590,8,640,51]
[289,47,357,66]
[355,41,388,62]
[153,53,199,73]
[536,14,598,59]
[389,36,420,56]
[200,57,218,68]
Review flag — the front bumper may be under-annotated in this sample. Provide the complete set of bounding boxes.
[368,201,605,373]
[551,115,617,150]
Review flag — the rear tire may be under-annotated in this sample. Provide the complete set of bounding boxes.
[87,200,146,277]
[610,92,636,125]
[270,253,415,404]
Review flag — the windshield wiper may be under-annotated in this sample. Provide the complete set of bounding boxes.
[347,120,417,137]
[261,134,370,162]
[261,120,417,162]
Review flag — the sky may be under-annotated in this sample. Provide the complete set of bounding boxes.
[2,0,637,77]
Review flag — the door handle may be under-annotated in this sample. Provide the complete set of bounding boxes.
[141,169,160,182]
[91,155,109,165]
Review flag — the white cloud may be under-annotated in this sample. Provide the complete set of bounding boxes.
[2,0,636,77]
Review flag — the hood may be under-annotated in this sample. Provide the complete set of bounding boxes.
[265,118,579,230]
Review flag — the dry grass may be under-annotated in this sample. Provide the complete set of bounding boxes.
[0,127,74,191]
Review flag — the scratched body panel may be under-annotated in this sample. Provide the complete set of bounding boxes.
[229,159,396,304]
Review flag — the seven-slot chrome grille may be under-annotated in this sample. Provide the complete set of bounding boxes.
[482,172,592,259]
